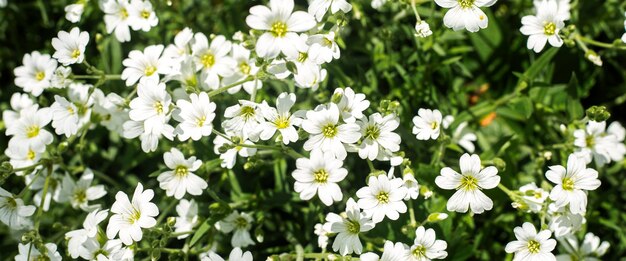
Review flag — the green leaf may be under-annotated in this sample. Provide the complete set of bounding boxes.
[522,48,559,82]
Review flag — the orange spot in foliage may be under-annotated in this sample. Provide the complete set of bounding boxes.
[480,112,497,127]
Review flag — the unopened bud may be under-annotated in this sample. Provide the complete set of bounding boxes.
[0,162,13,173]
[427,213,449,222]
[586,105,610,122]
[492,158,506,171]
[167,217,177,227]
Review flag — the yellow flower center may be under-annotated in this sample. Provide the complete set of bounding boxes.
[562,177,575,191]
[74,189,87,203]
[120,8,129,19]
[364,125,380,140]
[412,245,427,258]
[240,106,256,119]
[322,37,333,47]
[67,106,75,115]
[26,125,40,138]
[144,65,157,76]
[197,116,206,127]
[71,49,81,59]
[346,219,360,234]
[201,53,215,68]
[270,22,288,37]
[35,71,46,81]
[458,0,475,8]
[534,191,543,199]
[297,52,308,63]
[544,22,556,36]
[527,240,541,254]
[128,208,141,224]
[141,10,151,19]
[27,149,36,160]
[430,121,438,130]
[239,62,251,75]
[585,135,595,148]
[274,116,290,129]
[234,217,249,229]
[459,175,478,191]
[313,169,329,183]
[174,165,188,177]
[322,124,338,138]
[376,191,390,204]
[185,76,197,87]
[154,101,164,114]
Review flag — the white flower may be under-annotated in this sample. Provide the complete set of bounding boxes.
[174,199,199,239]
[360,241,409,261]
[245,0,316,58]
[308,0,351,21]
[82,239,131,261]
[200,248,253,261]
[52,27,89,66]
[6,106,53,153]
[517,183,548,213]
[260,92,304,144]
[65,3,85,23]
[334,87,370,123]
[545,154,601,215]
[520,0,565,53]
[573,120,626,166]
[434,0,496,32]
[505,222,557,261]
[50,82,94,137]
[223,43,263,94]
[164,27,194,62]
[435,153,500,214]
[50,66,72,88]
[413,108,443,140]
[292,150,348,206]
[307,31,341,63]
[129,77,172,122]
[102,0,133,42]
[407,226,448,260]
[2,93,35,125]
[442,116,477,153]
[533,0,571,21]
[216,211,255,248]
[402,173,420,200]
[58,169,107,211]
[122,44,171,86]
[107,182,159,245]
[0,187,36,229]
[213,131,257,169]
[14,51,57,96]
[302,103,361,160]
[4,145,41,176]
[93,92,129,135]
[415,20,433,37]
[128,0,158,32]
[222,100,265,141]
[356,174,408,223]
[371,0,387,9]
[547,203,584,237]
[158,148,207,199]
[174,92,216,141]
[65,208,109,258]
[356,113,401,161]
[191,33,236,89]
[325,198,375,256]
[556,232,609,261]
[314,223,330,249]
[15,243,62,261]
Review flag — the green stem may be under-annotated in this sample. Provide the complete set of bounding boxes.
[8,161,45,174]
[34,165,52,231]
[156,200,178,225]
[208,76,254,97]
[497,183,516,199]
[576,34,626,50]
[410,0,421,21]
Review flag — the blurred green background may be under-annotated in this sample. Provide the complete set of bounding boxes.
[1,0,626,260]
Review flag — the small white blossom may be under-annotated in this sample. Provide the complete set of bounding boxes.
[302,103,361,160]
[334,87,370,123]
[158,148,207,199]
[412,108,443,140]
[324,198,374,256]
[122,44,171,86]
[260,92,304,145]
[556,232,610,261]
[415,20,433,38]
[191,33,236,89]
[308,0,351,22]
[13,51,58,96]
[292,150,348,206]
[0,186,36,229]
[356,113,401,161]
[434,0,497,32]
[505,222,557,261]
[58,169,107,211]
[407,226,448,260]
[174,199,199,239]
[356,174,408,223]
[546,154,601,215]
[520,0,565,52]
[173,92,216,141]
[15,243,62,261]
[216,211,256,248]
[435,153,500,214]
[51,27,89,66]
[107,182,159,245]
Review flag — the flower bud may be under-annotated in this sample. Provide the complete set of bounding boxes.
[586,106,610,122]
[585,51,603,67]
[492,158,506,171]
[415,21,433,38]
[167,217,177,228]
[427,213,449,222]
[0,162,13,174]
